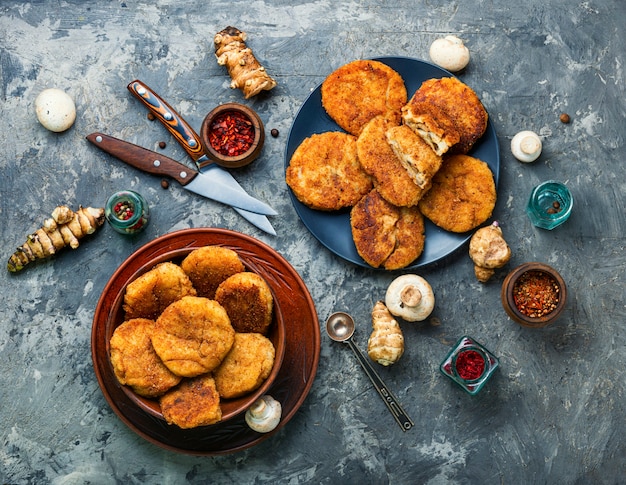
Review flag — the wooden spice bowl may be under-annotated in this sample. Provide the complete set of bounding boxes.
[200,103,265,168]
[501,262,567,328]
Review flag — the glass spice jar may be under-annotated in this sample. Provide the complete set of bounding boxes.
[526,180,573,230]
[440,336,499,395]
[105,190,150,235]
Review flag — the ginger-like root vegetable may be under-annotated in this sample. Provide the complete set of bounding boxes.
[367,301,404,366]
[7,205,105,272]
[468,221,512,282]
[214,26,277,99]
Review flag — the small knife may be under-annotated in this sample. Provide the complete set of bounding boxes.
[127,80,276,235]
[86,132,277,217]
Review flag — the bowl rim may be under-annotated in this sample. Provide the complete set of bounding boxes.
[95,235,286,427]
[200,102,265,168]
[501,262,567,327]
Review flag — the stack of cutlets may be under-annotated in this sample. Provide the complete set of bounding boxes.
[286,59,497,269]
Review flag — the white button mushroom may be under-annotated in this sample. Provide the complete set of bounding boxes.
[511,130,542,163]
[429,36,470,72]
[35,88,76,132]
[245,395,282,433]
[385,274,435,322]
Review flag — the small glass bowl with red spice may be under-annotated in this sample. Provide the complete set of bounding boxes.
[200,103,265,169]
[440,336,499,395]
[501,262,567,328]
[104,190,150,235]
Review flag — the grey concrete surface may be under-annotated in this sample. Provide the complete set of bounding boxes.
[1,0,625,483]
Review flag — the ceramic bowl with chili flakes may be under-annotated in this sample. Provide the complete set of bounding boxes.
[200,103,265,168]
[501,262,567,328]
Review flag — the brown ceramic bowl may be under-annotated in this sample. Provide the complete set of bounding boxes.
[501,262,567,328]
[200,103,265,168]
[93,230,285,426]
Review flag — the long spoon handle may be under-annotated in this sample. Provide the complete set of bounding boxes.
[346,339,414,431]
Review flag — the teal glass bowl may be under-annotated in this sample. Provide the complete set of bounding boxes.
[526,180,573,230]
[440,336,499,395]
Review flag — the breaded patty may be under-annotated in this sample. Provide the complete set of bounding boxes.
[213,333,275,399]
[351,189,425,269]
[123,262,196,320]
[418,154,496,233]
[356,115,424,207]
[215,272,273,334]
[152,296,235,377]
[401,100,461,156]
[385,125,443,190]
[180,245,245,299]
[321,59,407,135]
[286,132,372,211]
[159,374,222,428]
[109,318,182,398]
[409,77,488,154]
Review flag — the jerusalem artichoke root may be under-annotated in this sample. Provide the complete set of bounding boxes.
[214,26,277,99]
[7,205,105,272]
[367,301,404,366]
[468,221,512,282]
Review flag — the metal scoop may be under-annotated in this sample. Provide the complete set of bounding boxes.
[325,311,414,431]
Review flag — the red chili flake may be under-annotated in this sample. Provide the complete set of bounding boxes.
[455,350,485,380]
[513,270,560,318]
[208,110,255,157]
[113,201,134,220]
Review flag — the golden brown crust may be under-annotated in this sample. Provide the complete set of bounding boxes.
[350,189,425,269]
[123,262,197,321]
[408,77,488,154]
[418,154,496,233]
[159,374,222,428]
[401,100,461,156]
[180,246,245,299]
[356,115,425,207]
[213,333,275,399]
[152,296,235,377]
[385,125,443,190]
[109,318,182,398]
[215,272,274,334]
[286,132,372,211]
[321,59,407,135]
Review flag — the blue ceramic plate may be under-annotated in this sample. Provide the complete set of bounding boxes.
[285,57,500,270]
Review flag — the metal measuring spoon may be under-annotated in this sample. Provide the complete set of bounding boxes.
[325,311,414,431]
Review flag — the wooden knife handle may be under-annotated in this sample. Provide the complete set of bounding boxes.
[86,132,197,186]
[127,80,206,162]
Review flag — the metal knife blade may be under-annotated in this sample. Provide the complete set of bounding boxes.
[127,80,277,235]
[86,133,277,217]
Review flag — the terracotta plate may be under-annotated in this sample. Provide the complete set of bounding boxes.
[92,228,320,455]
[285,57,500,270]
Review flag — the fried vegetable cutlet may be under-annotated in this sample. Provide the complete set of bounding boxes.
[152,296,235,377]
[350,189,425,270]
[159,374,222,428]
[385,124,443,191]
[321,59,407,135]
[215,272,274,334]
[401,100,461,156]
[286,132,372,211]
[418,154,496,233]
[407,77,488,154]
[109,318,182,398]
[180,245,245,299]
[123,262,197,321]
[213,332,275,399]
[356,115,425,207]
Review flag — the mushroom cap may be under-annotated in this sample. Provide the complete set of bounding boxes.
[511,130,542,163]
[35,88,76,132]
[385,274,435,322]
[429,35,470,72]
[245,395,282,433]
